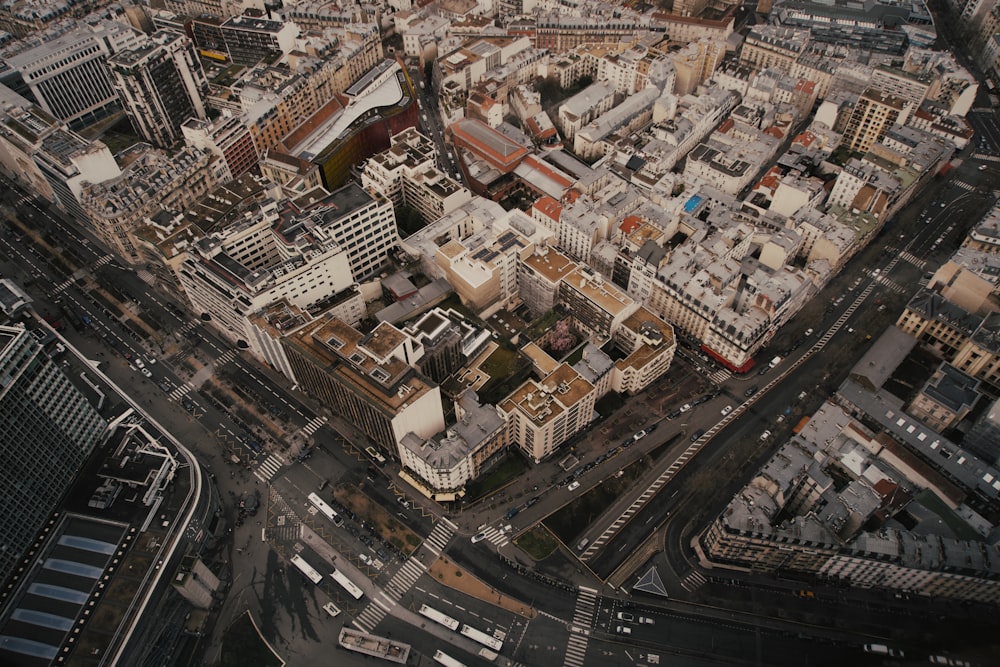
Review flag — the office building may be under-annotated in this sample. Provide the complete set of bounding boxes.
[109,31,208,149]
[0,324,107,585]
[282,318,446,456]
[190,15,299,66]
[5,19,144,127]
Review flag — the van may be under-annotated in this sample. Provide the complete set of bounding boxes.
[576,538,589,552]
[323,602,342,617]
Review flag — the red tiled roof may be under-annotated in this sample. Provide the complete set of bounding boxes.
[533,195,562,220]
[620,215,643,234]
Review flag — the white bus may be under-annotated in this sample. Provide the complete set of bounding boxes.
[290,553,323,585]
[459,624,502,651]
[433,650,466,667]
[330,568,364,600]
[418,604,459,631]
[308,492,343,526]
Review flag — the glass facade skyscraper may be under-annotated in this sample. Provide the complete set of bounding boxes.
[0,325,106,584]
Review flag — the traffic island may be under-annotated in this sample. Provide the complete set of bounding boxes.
[428,555,535,619]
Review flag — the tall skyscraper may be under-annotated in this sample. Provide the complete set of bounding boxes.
[108,31,209,148]
[0,325,106,584]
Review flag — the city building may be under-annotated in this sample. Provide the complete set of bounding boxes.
[398,391,507,500]
[80,145,224,262]
[5,19,144,127]
[0,103,121,221]
[181,114,259,179]
[739,25,810,74]
[286,181,399,281]
[843,88,912,154]
[0,324,107,585]
[284,59,418,190]
[108,31,209,149]
[190,15,299,66]
[500,360,597,462]
[282,317,446,457]
[361,128,473,224]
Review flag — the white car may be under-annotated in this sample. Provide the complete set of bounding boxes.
[567,481,580,491]
[471,531,488,543]
[140,368,153,378]
[679,403,692,413]
[134,358,145,369]
[721,405,733,416]
[616,612,634,621]
[760,430,771,441]
[359,553,372,565]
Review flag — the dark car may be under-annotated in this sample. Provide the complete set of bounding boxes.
[690,429,705,442]
[744,385,759,398]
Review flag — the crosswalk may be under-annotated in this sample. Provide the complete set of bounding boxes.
[300,415,327,437]
[708,368,731,385]
[897,250,925,269]
[953,179,976,192]
[254,454,284,483]
[680,570,708,592]
[476,525,510,547]
[563,586,597,667]
[93,255,113,268]
[216,349,237,365]
[352,518,456,634]
[169,382,194,401]
[875,274,907,294]
[136,269,156,286]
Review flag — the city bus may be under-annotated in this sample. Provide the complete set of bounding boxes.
[290,553,322,585]
[459,624,502,651]
[308,492,343,526]
[433,650,466,667]
[418,604,459,631]
[330,568,364,600]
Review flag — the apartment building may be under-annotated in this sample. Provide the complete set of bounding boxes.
[500,362,596,463]
[610,307,677,395]
[288,182,399,281]
[398,391,507,499]
[557,82,616,141]
[361,128,472,224]
[533,10,667,52]
[699,399,1000,603]
[843,87,911,153]
[108,31,208,149]
[80,146,223,262]
[173,200,357,345]
[0,103,121,221]
[435,213,539,316]
[181,115,258,179]
[739,25,810,74]
[190,15,299,66]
